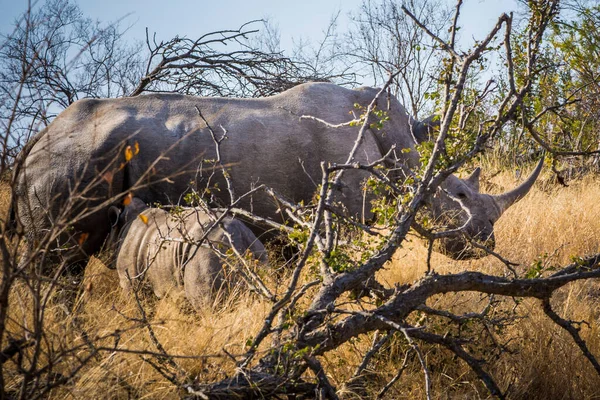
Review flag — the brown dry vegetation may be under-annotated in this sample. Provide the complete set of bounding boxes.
[348,167,600,399]
[2,165,600,399]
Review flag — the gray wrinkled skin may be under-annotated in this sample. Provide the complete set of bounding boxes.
[113,198,268,310]
[15,82,540,261]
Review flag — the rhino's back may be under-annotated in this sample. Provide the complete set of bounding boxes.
[19,83,408,210]
[16,82,418,252]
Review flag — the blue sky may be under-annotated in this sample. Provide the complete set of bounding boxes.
[1,0,520,57]
[2,0,362,51]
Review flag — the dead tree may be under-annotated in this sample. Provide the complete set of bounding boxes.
[129,21,342,98]
[345,0,451,118]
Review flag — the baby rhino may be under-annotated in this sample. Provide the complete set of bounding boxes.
[109,198,268,310]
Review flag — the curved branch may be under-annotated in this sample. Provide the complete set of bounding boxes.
[302,257,600,353]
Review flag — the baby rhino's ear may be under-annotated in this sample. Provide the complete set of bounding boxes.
[108,206,122,228]
[119,197,149,225]
[465,167,481,192]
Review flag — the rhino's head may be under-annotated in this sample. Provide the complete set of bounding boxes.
[428,158,543,260]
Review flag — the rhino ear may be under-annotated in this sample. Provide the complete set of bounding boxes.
[108,206,121,228]
[465,167,481,192]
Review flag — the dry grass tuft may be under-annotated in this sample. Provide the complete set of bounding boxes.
[4,253,273,398]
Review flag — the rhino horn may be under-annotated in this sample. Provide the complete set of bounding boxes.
[465,167,481,192]
[492,156,544,216]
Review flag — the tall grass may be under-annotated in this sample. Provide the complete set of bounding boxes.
[3,165,600,398]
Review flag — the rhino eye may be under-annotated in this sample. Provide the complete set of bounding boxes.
[457,192,467,199]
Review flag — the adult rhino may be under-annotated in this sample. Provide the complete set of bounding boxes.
[14,82,541,263]
[110,197,268,309]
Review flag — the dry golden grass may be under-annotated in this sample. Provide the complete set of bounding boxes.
[3,165,600,399]
[71,258,273,399]
[361,167,600,399]
[0,181,11,215]
[4,256,274,399]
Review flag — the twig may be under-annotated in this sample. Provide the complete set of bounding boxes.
[273,279,320,347]
[141,356,180,387]
[219,229,275,301]
[128,271,182,375]
[339,311,431,399]
[542,297,600,375]
[410,328,504,399]
[195,105,236,203]
[376,348,414,399]
[239,161,333,369]
[469,239,520,277]
[401,5,461,60]
[400,329,431,400]
[352,331,393,380]
[416,296,494,323]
